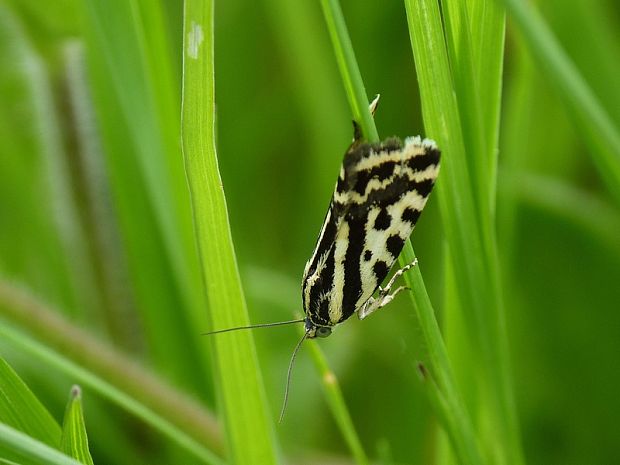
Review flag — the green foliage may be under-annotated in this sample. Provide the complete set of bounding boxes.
[181,1,279,463]
[0,0,619,464]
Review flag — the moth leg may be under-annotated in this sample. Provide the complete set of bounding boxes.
[358,258,418,320]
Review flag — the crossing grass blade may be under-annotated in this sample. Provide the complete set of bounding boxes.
[181,1,280,464]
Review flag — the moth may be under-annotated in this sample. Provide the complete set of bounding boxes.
[207,96,441,419]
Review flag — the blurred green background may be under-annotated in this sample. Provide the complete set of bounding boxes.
[1,0,619,464]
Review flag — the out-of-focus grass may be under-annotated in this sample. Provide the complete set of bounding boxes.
[0,0,619,464]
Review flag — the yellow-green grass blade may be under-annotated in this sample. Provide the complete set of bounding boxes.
[404,0,524,464]
[181,1,280,463]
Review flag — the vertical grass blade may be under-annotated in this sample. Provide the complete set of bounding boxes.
[306,340,369,465]
[319,0,378,142]
[181,1,280,464]
[403,1,524,464]
[60,386,94,465]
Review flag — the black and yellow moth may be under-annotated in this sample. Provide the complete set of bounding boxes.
[207,97,440,419]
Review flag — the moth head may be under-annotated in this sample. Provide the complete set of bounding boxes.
[305,319,333,339]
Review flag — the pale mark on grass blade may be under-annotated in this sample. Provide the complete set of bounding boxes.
[187,22,204,59]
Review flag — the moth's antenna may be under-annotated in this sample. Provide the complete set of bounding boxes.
[203,318,306,336]
[279,330,309,423]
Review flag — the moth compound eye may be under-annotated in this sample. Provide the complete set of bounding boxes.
[316,326,332,338]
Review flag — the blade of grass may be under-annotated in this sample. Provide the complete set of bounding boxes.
[468,0,506,212]
[318,2,483,464]
[319,0,378,142]
[244,266,370,463]
[181,1,280,464]
[62,41,138,349]
[440,0,489,222]
[404,1,524,464]
[0,424,83,465]
[306,338,369,465]
[60,386,94,465]
[501,0,620,205]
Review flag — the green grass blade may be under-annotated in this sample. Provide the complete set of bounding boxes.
[60,386,94,465]
[0,423,83,465]
[306,340,369,465]
[0,357,61,448]
[319,0,378,142]
[181,1,280,464]
[403,1,524,464]
[502,0,620,205]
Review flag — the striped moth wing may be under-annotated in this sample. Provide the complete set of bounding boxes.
[301,132,440,331]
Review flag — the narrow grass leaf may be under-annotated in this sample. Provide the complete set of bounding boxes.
[306,339,369,465]
[0,356,61,448]
[403,1,524,464]
[319,0,378,142]
[60,386,94,465]
[181,1,280,464]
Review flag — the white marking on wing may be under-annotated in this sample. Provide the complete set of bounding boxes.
[328,220,349,323]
